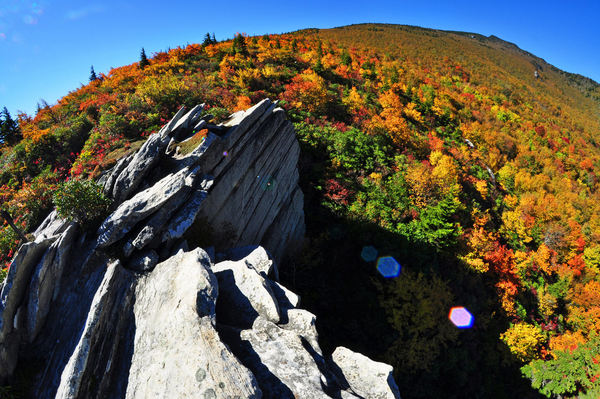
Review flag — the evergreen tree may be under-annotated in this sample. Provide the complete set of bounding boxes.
[139,47,149,69]
[211,33,216,43]
[89,65,98,82]
[203,32,213,46]
[233,33,248,56]
[0,107,21,145]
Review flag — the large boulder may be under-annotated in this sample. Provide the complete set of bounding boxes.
[213,257,281,328]
[125,248,261,398]
[55,260,136,399]
[332,346,402,399]
[222,316,335,399]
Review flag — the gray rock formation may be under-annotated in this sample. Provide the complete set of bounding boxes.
[125,248,261,399]
[332,347,402,399]
[0,100,400,399]
[212,257,281,328]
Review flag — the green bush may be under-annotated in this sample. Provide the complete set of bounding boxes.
[52,179,111,224]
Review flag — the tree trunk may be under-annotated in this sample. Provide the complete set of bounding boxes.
[0,210,27,242]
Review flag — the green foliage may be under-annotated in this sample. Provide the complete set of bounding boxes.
[547,277,570,300]
[98,112,128,137]
[340,50,352,66]
[52,179,111,224]
[522,334,600,398]
[232,33,248,56]
[398,197,463,249]
[294,122,389,172]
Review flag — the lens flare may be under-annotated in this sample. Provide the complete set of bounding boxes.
[376,256,401,278]
[361,246,378,262]
[449,306,474,329]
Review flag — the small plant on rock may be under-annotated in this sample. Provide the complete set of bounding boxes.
[52,179,111,225]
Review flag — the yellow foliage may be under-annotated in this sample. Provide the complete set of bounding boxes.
[501,323,545,362]
[475,179,488,199]
[135,71,186,106]
[461,222,495,273]
[430,151,460,197]
[22,126,50,142]
[369,172,383,182]
[535,244,554,275]
[146,55,185,76]
[504,194,519,209]
[282,69,329,114]
[368,89,412,143]
[233,68,262,91]
[261,64,279,79]
[537,288,557,320]
[431,96,447,117]
[405,152,460,207]
[501,209,533,245]
[403,102,424,123]
[342,87,363,113]
[405,162,433,207]
[583,246,600,279]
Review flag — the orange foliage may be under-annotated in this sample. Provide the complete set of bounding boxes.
[549,331,586,358]
[281,69,329,114]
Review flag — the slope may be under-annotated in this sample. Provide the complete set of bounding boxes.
[0,24,599,398]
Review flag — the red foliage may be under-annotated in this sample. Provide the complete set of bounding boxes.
[324,179,353,205]
[534,125,546,136]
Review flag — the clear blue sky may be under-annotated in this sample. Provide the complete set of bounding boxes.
[1,0,598,116]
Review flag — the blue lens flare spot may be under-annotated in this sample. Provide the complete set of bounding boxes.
[260,175,276,191]
[376,256,401,278]
[449,306,474,329]
[361,246,378,262]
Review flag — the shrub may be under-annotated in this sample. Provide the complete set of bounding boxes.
[52,179,111,224]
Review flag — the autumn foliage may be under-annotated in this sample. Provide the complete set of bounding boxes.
[1,24,600,398]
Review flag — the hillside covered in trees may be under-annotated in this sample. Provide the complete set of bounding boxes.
[2,23,600,398]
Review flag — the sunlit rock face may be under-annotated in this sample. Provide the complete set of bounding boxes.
[0,100,400,398]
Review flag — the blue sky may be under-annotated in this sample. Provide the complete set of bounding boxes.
[1,0,598,116]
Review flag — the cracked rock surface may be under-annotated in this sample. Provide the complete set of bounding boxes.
[0,100,400,398]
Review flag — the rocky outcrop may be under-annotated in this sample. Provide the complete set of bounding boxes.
[125,248,261,399]
[0,100,401,398]
[332,347,402,399]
